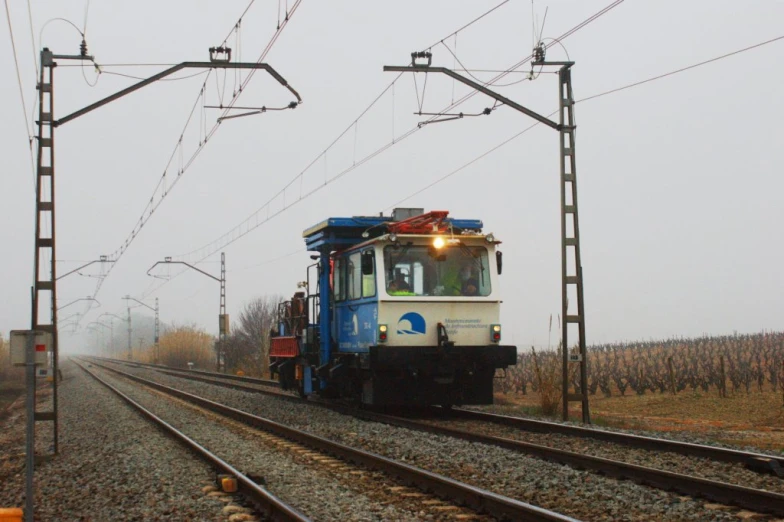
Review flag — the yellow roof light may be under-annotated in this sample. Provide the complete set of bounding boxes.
[433,236,445,249]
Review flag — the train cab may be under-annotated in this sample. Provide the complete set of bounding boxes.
[269,209,517,407]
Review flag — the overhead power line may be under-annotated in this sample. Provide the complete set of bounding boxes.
[388,32,784,208]
[103,0,299,260]
[135,0,522,299]
[99,68,211,82]
[25,0,36,72]
[149,27,784,311]
[135,0,626,303]
[578,34,784,104]
[167,0,624,267]
[82,0,90,34]
[170,75,405,263]
[38,17,84,43]
[57,62,179,67]
[136,5,779,316]
[76,0,301,326]
[422,0,511,51]
[171,3,520,262]
[4,0,36,190]
[4,0,31,137]
[386,118,549,210]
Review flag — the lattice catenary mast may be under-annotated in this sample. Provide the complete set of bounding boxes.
[384,46,590,423]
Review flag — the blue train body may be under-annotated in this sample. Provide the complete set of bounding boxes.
[269,209,517,406]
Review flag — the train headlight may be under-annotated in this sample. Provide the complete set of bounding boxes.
[378,324,388,343]
[490,324,501,343]
[432,236,445,249]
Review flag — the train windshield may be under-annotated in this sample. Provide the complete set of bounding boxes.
[383,245,492,297]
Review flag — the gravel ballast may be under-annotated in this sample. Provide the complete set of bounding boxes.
[0,360,227,521]
[151,366,784,492]
[414,417,784,494]
[103,360,762,521]
[91,363,488,521]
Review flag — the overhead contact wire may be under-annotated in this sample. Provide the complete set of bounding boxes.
[141,0,625,299]
[169,0,624,266]
[169,1,527,264]
[389,32,784,207]
[25,0,36,71]
[4,0,36,190]
[81,0,301,316]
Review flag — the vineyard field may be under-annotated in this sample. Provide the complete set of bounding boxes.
[493,332,784,448]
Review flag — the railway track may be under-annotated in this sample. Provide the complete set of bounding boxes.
[122,359,279,388]
[445,408,784,476]
[78,358,577,522]
[89,356,784,517]
[75,361,310,522]
[103,357,784,472]
[115,357,784,476]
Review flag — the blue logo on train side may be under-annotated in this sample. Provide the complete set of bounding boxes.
[397,312,426,335]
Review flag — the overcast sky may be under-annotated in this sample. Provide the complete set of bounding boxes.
[2,0,782,353]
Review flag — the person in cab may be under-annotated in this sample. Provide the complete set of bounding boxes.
[387,272,412,294]
[459,263,480,296]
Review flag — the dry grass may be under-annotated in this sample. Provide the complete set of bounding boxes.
[495,389,784,450]
[136,326,216,370]
[530,347,562,416]
[0,337,25,415]
[0,337,23,382]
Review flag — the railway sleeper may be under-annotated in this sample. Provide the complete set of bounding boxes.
[745,457,784,478]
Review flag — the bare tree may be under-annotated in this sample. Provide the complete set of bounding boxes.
[224,295,283,375]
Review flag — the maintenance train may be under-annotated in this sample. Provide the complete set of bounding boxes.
[268,208,517,406]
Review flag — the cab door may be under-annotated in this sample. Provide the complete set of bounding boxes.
[333,248,378,352]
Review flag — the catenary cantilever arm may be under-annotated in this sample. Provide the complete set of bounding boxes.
[56,258,114,281]
[147,260,220,283]
[56,297,100,311]
[87,321,111,330]
[55,62,302,127]
[123,296,155,313]
[99,312,127,323]
[383,65,560,130]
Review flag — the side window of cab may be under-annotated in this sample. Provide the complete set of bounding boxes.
[333,258,344,301]
[347,252,361,300]
[361,249,376,298]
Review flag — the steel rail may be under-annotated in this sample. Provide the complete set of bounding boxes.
[352,413,784,516]
[74,360,309,522]
[85,357,784,516]
[83,359,577,522]
[105,357,279,387]
[183,368,278,387]
[102,356,784,472]
[447,408,784,472]
[154,368,283,392]
[97,358,281,395]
